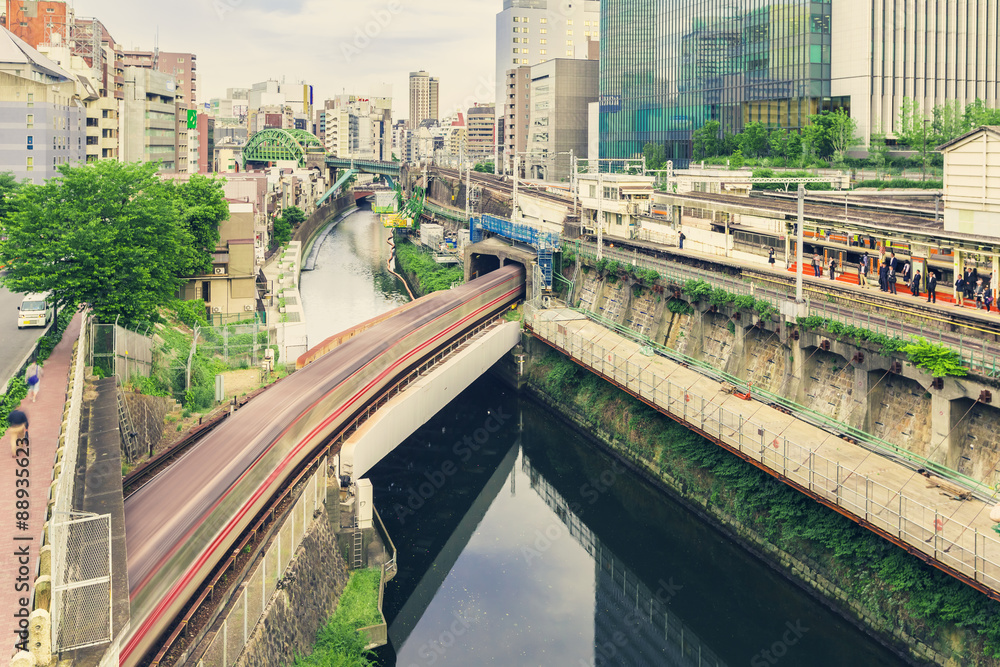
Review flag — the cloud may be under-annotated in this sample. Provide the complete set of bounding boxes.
[75,0,498,119]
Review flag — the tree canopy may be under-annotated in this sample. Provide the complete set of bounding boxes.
[642,142,666,171]
[0,161,227,325]
[172,174,229,275]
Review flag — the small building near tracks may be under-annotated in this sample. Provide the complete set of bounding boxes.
[940,126,1000,238]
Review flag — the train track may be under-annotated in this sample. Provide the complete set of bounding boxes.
[433,167,575,207]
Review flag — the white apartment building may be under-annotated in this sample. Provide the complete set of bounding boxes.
[494,0,600,116]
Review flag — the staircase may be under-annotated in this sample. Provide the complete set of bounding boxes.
[352,522,364,569]
[115,377,140,462]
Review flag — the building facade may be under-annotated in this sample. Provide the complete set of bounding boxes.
[2,0,69,48]
[121,49,197,105]
[408,70,439,128]
[121,66,178,171]
[601,0,1000,164]
[466,104,495,160]
[494,0,600,115]
[526,58,597,181]
[0,27,85,183]
[504,65,531,165]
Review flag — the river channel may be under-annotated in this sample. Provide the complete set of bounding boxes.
[301,211,909,666]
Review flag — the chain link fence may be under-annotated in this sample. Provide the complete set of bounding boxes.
[51,513,112,651]
[196,458,327,667]
[89,319,153,380]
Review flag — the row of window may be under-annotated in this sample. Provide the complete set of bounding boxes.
[511,51,573,64]
[24,155,73,173]
[25,136,77,151]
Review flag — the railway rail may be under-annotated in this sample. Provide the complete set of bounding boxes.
[433,166,574,207]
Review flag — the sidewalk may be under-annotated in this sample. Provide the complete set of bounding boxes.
[0,312,81,658]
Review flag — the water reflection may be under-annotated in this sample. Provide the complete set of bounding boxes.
[370,379,907,667]
[299,208,409,346]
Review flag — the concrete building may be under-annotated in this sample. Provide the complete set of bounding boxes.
[0,26,85,183]
[195,113,214,174]
[494,0,600,116]
[121,66,178,172]
[601,0,1000,163]
[524,58,597,181]
[409,70,439,128]
[321,92,392,161]
[121,48,197,105]
[466,104,495,161]
[504,65,530,167]
[940,126,1000,238]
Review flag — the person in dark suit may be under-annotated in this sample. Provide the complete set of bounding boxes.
[887,265,897,294]
[829,257,837,280]
[911,271,921,297]
[926,271,937,303]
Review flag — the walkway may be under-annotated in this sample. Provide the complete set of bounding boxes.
[526,305,1000,600]
[0,313,81,657]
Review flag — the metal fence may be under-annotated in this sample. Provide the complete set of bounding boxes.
[569,239,1000,377]
[526,305,1000,597]
[196,322,269,370]
[51,513,112,650]
[51,314,115,652]
[89,319,153,380]
[196,458,327,667]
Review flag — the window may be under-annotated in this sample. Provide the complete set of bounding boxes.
[589,184,596,197]
[540,39,547,44]
[540,28,547,34]
[540,17,547,23]
[523,27,529,33]
[513,16,520,22]
[177,57,185,62]
[513,58,519,64]
[26,114,33,128]
[567,30,573,36]
[585,20,591,26]
[584,31,591,37]
[567,40,574,45]
[566,50,573,56]
[513,48,520,53]
[521,59,529,64]
[567,19,573,25]
[26,136,32,150]
[539,49,546,55]
[26,157,33,172]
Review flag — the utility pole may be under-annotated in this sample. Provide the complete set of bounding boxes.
[465,160,471,224]
[796,184,805,303]
[597,170,604,260]
[512,154,519,224]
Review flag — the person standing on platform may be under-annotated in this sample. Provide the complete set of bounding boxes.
[902,260,911,285]
[927,271,937,303]
[964,268,975,299]
[986,290,994,313]
[955,274,966,306]
[678,231,685,249]
[767,246,775,267]
[829,257,837,280]
[911,271,921,298]
[887,265,897,294]
[975,279,985,308]
[878,262,888,291]
[857,257,867,287]
[812,253,821,277]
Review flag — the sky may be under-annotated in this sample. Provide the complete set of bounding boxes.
[73,0,500,119]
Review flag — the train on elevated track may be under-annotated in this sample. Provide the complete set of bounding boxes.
[121,264,525,666]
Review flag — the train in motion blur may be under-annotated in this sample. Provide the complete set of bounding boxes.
[121,263,525,665]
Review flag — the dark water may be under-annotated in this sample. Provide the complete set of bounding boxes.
[299,207,410,345]
[300,213,907,667]
[369,378,909,667]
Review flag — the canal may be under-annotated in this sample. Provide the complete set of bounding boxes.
[301,212,909,666]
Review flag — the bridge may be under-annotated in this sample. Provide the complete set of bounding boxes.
[242,128,325,169]
[325,156,402,179]
[114,265,525,666]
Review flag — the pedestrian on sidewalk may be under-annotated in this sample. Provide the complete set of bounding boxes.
[829,257,837,280]
[767,246,775,267]
[927,271,938,304]
[812,253,821,277]
[678,231,685,249]
[7,409,27,457]
[955,275,966,306]
[25,357,41,403]
[888,265,897,294]
[911,271,921,298]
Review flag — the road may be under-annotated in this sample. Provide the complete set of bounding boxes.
[0,283,48,393]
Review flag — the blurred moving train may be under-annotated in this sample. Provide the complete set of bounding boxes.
[121,264,525,666]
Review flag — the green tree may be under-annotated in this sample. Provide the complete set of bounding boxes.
[692,120,721,160]
[283,205,307,227]
[962,99,1000,132]
[932,100,964,144]
[642,142,666,171]
[827,108,861,165]
[738,121,769,158]
[786,131,803,163]
[0,161,196,325]
[897,98,934,180]
[272,205,305,247]
[868,129,889,180]
[729,149,745,169]
[803,111,839,160]
[473,161,495,173]
[173,174,229,275]
[0,172,22,224]
[768,128,789,161]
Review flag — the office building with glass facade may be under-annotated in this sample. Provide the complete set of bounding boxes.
[601,0,1000,164]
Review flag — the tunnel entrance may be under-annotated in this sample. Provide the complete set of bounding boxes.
[469,253,502,280]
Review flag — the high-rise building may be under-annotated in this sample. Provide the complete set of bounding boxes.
[409,70,439,128]
[0,26,85,183]
[526,58,597,181]
[121,66,179,172]
[321,92,393,161]
[600,0,1000,164]
[503,65,531,168]
[494,0,600,115]
[121,49,197,105]
[466,105,496,160]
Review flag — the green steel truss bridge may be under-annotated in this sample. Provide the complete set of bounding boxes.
[243,129,325,168]
[325,156,401,178]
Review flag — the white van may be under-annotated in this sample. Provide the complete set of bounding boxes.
[17,293,53,329]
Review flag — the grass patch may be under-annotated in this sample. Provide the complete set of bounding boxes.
[295,568,382,667]
[393,237,464,294]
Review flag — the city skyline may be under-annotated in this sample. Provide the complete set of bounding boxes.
[74,0,499,119]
